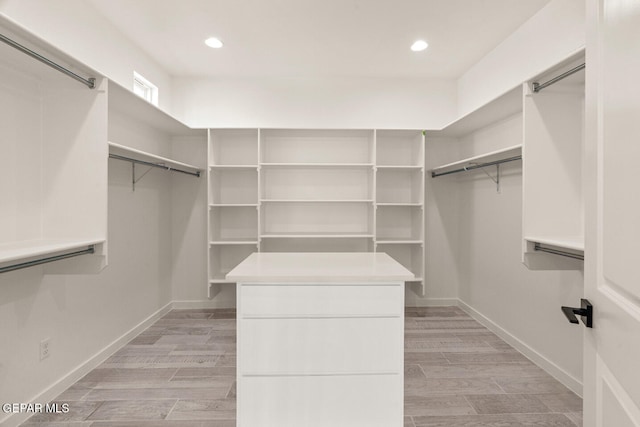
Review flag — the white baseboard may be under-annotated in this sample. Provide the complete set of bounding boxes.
[457,299,583,397]
[4,302,173,427]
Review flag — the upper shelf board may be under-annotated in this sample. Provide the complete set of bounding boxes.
[108,142,202,174]
[424,86,522,138]
[108,81,204,137]
[524,235,585,252]
[0,238,105,265]
[430,145,522,176]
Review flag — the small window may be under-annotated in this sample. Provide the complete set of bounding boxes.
[133,71,158,106]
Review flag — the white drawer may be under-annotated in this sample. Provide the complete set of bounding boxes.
[239,317,403,374]
[238,283,403,317]
[238,374,403,427]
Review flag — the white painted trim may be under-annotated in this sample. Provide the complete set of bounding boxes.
[4,302,173,427]
[457,298,583,397]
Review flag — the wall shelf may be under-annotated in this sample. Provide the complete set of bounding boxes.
[425,86,523,138]
[208,128,425,296]
[109,142,202,176]
[260,163,374,168]
[210,240,259,246]
[524,236,585,252]
[0,239,105,265]
[431,145,522,177]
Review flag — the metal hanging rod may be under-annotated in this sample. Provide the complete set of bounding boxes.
[534,243,584,261]
[109,154,201,177]
[0,33,96,89]
[431,155,522,178]
[532,63,585,93]
[0,245,95,274]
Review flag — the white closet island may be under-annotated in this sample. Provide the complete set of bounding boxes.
[227,252,413,427]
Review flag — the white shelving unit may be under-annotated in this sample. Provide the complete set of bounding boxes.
[207,128,426,296]
[522,52,585,269]
[0,22,108,274]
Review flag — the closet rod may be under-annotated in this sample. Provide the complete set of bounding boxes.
[0,246,95,274]
[109,154,201,177]
[534,243,584,261]
[431,155,522,178]
[532,63,585,93]
[0,33,96,89]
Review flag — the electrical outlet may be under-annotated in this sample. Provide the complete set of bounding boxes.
[40,338,50,360]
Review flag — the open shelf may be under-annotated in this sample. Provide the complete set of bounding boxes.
[109,82,199,137]
[376,130,424,167]
[0,239,105,268]
[210,165,258,170]
[108,142,202,175]
[210,240,260,246]
[209,168,258,205]
[209,129,258,166]
[260,163,374,168]
[261,199,374,203]
[210,203,259,207]
[261,233,375,239]
[374,239,423,245]
[425,86,523,138]
[524,236,585,252]
[431,145,522,177]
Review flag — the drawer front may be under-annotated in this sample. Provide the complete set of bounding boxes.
[238,374,403,427]
[239,317,403,374]
[239,283,403,317]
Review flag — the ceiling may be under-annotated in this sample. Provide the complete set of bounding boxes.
[88,0,551,79]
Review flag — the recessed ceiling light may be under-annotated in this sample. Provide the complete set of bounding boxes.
[411,40,428,52]
[205,37,223,49]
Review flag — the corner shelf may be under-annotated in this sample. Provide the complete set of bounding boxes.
[108,142,202,176]
[431,145,522,178]
[260,163,374,168]
[425,86,523,138]
[261,233,374,239]
[260,199,374,203]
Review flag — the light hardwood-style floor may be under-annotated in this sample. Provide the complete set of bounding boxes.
[22,307,582,426]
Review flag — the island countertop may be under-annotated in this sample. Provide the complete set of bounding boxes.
[226,252,414,283]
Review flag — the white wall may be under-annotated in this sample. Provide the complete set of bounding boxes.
[0,161,174,426]
[0,0,173,112]
[171,76,457,130]
[456,0,585,117]
[428,114,584,393]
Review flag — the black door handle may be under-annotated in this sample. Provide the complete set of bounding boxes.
[561,299,593,328]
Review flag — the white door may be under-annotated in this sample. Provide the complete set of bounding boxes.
[584,0,640,425]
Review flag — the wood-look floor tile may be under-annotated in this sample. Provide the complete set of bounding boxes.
[405,395,476,416]
[127,335,162,345]
[405,352,450,365]
[162,311,213,319]
[102,355,220,368]
[405,340,496,353]
[112,347,175,357]
[166,399,235,420]
[564,412,583,426]
[83,385,230,401]
[21,422,92,426]
[78,368,178,384]
[213,354,236,367]
[535,393,583,412]
[169,344,233,356]
[226,381,236,399]
[494,376,572,394]
[405,377,503,396]
[142,326,214,336]
[406,364,427,379]
[444,351,532,364]
[413,413,576,426]
[154,335,212,346]
[408,320,485,330]
[419,363,545,379]
[54,383,95,401]
[405,415,417,427]
[87,400,176,421]
[464,394,551,414]
[89,421,229,427]
[23,401,102,423]
[172,367,236,378]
